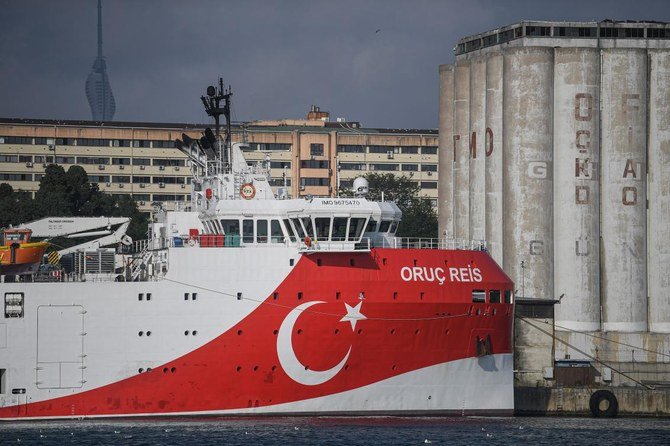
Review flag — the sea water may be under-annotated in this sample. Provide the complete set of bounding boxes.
[0,416,668,445]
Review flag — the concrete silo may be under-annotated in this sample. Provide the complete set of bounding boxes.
[648,50,670,334]
[439,21,670,396]
[452,62,471,242]
[469,58,487,242]
[502,47,554,300]
[438,65,455,239]
[553,47,600,332]
[485,53,504,265]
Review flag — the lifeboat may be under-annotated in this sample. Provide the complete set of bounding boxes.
[0,228,49,274]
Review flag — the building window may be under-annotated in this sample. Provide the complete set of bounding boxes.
[133,194,150,201]
[310,143,324,156]
[400,146,419,154]
[112,139,132,148]
[132,176,150,184]
[0,155,18,163]
[401,164,418,172]
[78,138,110,147]
[420,181,437,189]
[0,173,32,181]
[300,177,329,186]
[648,28,668,38]
[269,178,292,186]
[483,34,498,46]
[270,161,291,169]
[339,163,366,171]
[153,176,185,184]
[421,164,437,172]
[152,140,176,148]
[132,140,151,148]
[369,163,399,172]
[55,138,75,146]
[249,142,291,151]
[422,146,438,155]
[112,176,131,184]
[337,145,365,153]
[152,194,186,201]
[369,145,394,154]
[112,157,131,165]
[133,158,151,166]
[472,290,486,303]
[525,26,551,37]
[88,175,110,183]
[153,158,185,167]
[55,156,75,164]
[300,159,329,169]
[77,156,110,165]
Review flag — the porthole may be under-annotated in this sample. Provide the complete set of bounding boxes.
[138,331,144,336]
[184,293,189,301]
[138,293,144,301]
[171,367,176,373]
[184,330,189,336]
[237,292,242,300]
[236,366,242,372]
[237,330,243,336]
[391,364,397,370]
[390,328,396,334]
[415,329,420,335]
[146,331,152,336]
[163,367,168,373]
[297,329,302,335]
[146,293,152,301]
[336,292,341,300]
[192,293,197,300]
[147,367,152,372]
[334,328,339,335]
[317,258,322,266]
[273,292,279,300]
[253,365,259,372]
[273,329,278,335]
[357,329,362,335]
[271,365,277,371]
[192,330,198,336]
[298,292,303,300]
[138,368,144,373]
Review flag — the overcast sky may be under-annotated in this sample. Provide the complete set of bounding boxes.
[1,0,669,129]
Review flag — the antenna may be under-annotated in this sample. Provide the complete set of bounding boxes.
[97,0,103,58]
[201,78,233,172]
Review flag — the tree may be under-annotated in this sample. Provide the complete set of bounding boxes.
[1,164,148,241]
[342,173,438,238]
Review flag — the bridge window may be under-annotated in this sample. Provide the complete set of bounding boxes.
[283,219,299,242]
[315,217,331,240]
[220,219,240,236]
[472,290,486,303]
[489,290,501,304]
[365,219,378,233]
[379,220,392,233]
[348,218,367,240]
[270,220,283,243]
[389,221,398,234]
[291,218,306,238]
[301,217,315,238]
[242,219,254,243]
[504,290,513,304]
[257,220,268,243]
[332,218,348,241]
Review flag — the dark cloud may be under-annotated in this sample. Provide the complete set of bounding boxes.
[1,0,669,128]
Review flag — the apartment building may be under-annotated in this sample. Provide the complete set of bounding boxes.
[0,109,437,212]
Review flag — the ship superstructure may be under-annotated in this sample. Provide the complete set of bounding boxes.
[0,80,514,420]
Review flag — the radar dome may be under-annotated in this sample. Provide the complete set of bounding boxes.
[353,177,369,197]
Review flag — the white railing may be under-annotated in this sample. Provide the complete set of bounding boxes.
[375,237,488,251]
[126,236,488,253]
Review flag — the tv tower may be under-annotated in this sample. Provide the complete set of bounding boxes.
[85,0,116,121]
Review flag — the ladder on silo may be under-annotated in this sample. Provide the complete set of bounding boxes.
[556,385,564,411]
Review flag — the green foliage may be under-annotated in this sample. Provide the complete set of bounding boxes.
[341,173,438,238]
[0,165,148,241]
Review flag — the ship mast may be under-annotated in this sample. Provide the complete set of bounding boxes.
[201,79,233,173]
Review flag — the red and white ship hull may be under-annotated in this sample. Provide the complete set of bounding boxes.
[0,247,514,420]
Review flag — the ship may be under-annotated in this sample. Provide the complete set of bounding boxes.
[0,229,49,276]
[0,80,514,420]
